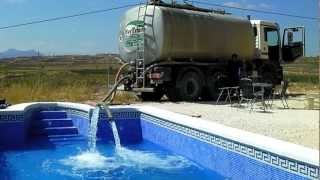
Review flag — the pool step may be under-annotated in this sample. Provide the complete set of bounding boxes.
[29,110,82,139]
[31,134,87,145]
[45,127,78,135]
[33,118,74,128]
[48,134,87,142]
[31,126,78,136]
[39,110,67,119]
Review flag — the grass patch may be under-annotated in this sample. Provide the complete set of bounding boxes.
[283,56,319,93]
[0,55,318,104]
[284,73,319,84]
[0,71,110,104]
[0,55,122,104]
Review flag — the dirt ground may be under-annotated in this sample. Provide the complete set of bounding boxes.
[135,98,319,150]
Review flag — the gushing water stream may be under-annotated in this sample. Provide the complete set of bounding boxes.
[88,105,121,152]
[88,106,100,152]
[110,120,121,148]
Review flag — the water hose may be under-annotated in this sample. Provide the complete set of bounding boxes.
[101,63,130,104]
[110,63,130,101]
[101,75,130,103]
[100,59,164,104]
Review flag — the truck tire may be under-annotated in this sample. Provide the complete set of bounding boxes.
[176,71,203,101]
[207,71,227,100]
[137,91,164,101]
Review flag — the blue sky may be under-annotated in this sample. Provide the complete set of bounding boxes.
[0,0,318,56]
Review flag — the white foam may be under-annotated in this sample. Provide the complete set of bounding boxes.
[60,151,114,170]
[115,147,192,170]
[55,147,193,176]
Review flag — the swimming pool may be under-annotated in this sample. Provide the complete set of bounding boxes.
[0,102,319,179]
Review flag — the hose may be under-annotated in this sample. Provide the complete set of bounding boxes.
[101,63,130,104]
[101,61,159,104]
[102,75,130,103]
[110,63,130,101]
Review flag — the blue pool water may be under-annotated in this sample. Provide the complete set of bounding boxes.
[0,139,224,180]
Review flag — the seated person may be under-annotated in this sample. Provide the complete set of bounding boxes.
[0,98,10,109]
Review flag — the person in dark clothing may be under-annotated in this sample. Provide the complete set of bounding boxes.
[0,98,10,109]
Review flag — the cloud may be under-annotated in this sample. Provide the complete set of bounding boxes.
[223,1,272,10]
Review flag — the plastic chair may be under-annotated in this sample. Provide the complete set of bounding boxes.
[239,78,264,111]
[272,80,289,109]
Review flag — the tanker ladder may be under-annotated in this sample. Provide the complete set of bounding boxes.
[135,2,156,89]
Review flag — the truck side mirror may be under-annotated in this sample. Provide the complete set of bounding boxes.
[282,27,305,62]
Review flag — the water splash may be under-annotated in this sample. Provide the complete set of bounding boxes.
[60,151,111,170]
[88,106,100,152]
[55,147,192,179]
[114,147,192,170]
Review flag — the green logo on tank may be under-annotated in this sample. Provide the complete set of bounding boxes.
[120,20,145,49]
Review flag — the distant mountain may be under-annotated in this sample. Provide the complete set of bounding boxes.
[0,49,40,59]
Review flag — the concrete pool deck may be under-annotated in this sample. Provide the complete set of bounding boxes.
[135,101,319,150]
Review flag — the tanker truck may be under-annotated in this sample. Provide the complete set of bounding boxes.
[118,2,305,101]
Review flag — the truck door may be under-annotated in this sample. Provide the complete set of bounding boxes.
[282,27,305,62]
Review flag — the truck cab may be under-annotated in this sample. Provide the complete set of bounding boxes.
[251,20,305,62]
[250,20,305,85]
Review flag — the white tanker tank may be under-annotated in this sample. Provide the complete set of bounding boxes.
[119,5,255,65]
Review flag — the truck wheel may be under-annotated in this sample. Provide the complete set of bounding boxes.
[177,71,203,101]
[137,91,164,101]
[207,71,227,100]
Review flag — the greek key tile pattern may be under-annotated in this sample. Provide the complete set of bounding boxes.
[98,110,140,120]
[112,111,140,120]
[64,108,140,121]
[141,113,319,179]
[67,109,90,119]
[0,114,24,122]
[0,113,24,122]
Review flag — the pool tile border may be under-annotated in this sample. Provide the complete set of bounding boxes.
[141,113,319,179]
[0,113,24,122]
[66,108,90,119]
